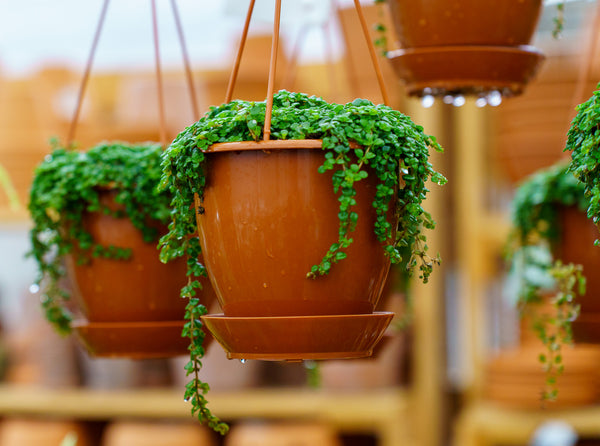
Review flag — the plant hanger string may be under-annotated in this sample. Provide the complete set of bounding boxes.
[224,0,391,142]
[66,0,199,148]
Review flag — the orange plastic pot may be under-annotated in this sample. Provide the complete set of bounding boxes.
[555,207,600,343]
[65,189,216,358]
[387,0,543,48]
[385,0,545,97]
[197,140,393,360]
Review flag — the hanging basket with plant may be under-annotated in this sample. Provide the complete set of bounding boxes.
[157,0,446,434]
[565,83,600,228]
[504,161,597,399]
[28,141,216,358]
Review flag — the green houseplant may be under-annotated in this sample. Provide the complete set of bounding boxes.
[505,161,587,399]
[159,89,446,432]
[27,141,212,358]
[565,83,600,228]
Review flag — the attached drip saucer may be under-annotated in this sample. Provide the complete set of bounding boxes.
[73,320,200,359]
[201,311,394,361]
[387,45,545,98]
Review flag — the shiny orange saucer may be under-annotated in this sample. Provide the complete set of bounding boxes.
[73,320,199,359]
[387,45,545,97]
[201,312,394,361]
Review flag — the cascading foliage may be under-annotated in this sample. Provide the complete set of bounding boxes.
[159,90,446,433]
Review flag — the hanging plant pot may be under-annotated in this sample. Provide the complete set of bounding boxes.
[67,189,216,358]
[556,206,600,342]
[385,0,545,100]
[161,91,446,364]
[28,142,215,359]
[196,140,393,360]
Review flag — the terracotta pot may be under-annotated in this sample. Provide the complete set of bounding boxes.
[387,0,543,48]
[385,0,545,97]
[484,345,600,409]
[197,140,390,317]
[555,207,600,314]
[64,189,216,358]
[102,421,216,446]
[197,140,393,360]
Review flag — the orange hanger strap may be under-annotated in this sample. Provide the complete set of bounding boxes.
[263,0,282,141]
[66,0,111,148]
[225,0,257,103]
[170,0,200,121]
[352,0,390,106]
[151,0,167,147]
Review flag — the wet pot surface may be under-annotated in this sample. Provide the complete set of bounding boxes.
[197,143,393,317]
[388,0,543,48]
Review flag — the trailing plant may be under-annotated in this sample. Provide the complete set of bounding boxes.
[505,161,586,399]
[28,141,172,335]
[565,83,600,229]
[159,89,446,432]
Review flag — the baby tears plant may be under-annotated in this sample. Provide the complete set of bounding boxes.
[565,83,600,230]
[506,162,586,400]
[159,90,446,433]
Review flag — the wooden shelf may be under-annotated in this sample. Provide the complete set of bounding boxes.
[0,385,414,446]
[454,400,600,446]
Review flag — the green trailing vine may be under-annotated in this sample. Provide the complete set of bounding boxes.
[159,90,446,432]
[552,1,565,39]
[506,162,587,399]
[565,83,600,229]
[28,141,172,335]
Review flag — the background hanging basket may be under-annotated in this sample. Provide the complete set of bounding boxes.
[67,188,216,358]
[385,0,546,99]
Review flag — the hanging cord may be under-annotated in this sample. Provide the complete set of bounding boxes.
[151,0,168,147]
[352,0,390,106]
[570,1,600,112]
[66,0,110,147]
[225,0,392,141]
[225,0,257,103]
[263,0,283,141]
[170,0,200,121]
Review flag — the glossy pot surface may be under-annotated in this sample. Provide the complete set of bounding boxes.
[388,0,543,48]
[196,141,393,317]
[556,207,600,314]
[66,190,214,322]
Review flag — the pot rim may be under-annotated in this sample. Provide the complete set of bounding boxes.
[207,139,323,153]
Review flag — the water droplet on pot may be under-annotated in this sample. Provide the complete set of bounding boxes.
[475,96,487,108]
[487,90,502,107]
[421,94,434,108]
[443,95,454,105]
[29,284,40,294]
[452,95,465,107]
[263,283,268,288]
